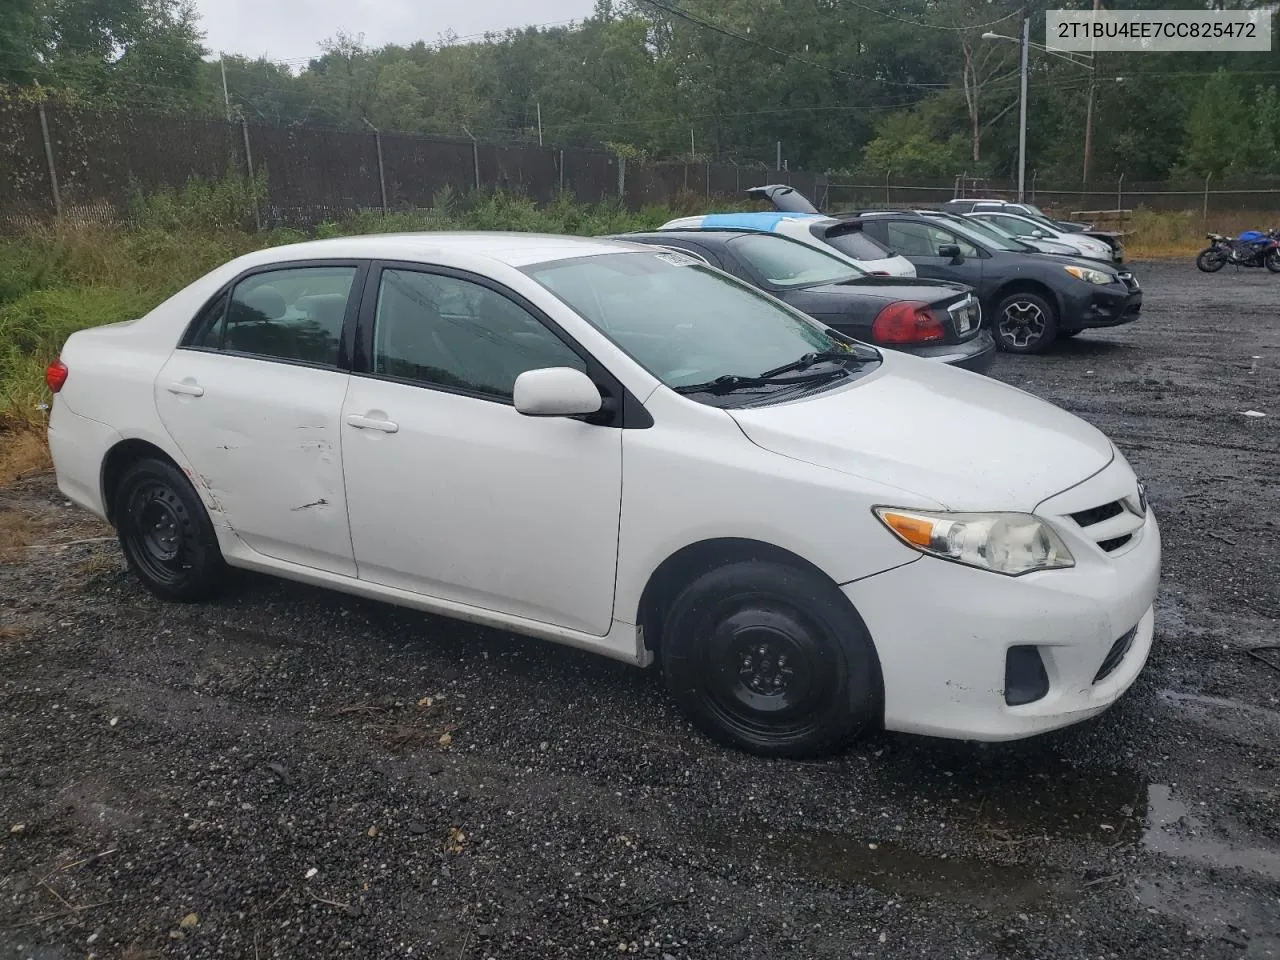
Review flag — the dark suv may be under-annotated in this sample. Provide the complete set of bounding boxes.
[853,210,1141,352]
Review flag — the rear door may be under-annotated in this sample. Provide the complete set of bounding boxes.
[154,261,365,575]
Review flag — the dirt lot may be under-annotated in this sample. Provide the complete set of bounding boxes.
[1,259,1277,960]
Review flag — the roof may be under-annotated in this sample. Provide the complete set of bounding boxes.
[664,212,830,232]
[238,232,647,269]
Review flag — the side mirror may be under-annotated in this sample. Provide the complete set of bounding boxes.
[513,367,602,418]
[1031,230,1047,238]
[937,243,963,262]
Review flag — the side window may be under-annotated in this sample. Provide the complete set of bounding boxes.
[195,266,356,366]
[884,221,937,257]
[372,270,586,401]
[926,226,979,258]
[994,215,1034,236]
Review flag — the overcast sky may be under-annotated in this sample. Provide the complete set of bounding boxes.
[194,0,597,64]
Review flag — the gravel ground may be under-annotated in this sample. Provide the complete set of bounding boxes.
[1,258,1277,960]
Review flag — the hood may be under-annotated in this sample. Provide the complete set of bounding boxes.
[799,276,970,306]
[728,354,1114,511]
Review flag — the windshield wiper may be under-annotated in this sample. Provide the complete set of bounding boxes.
[675,351,868,396]
[759,350,864,378]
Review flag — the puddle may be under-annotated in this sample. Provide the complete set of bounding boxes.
[701,825,1062,914]
[1144,783,1280,881]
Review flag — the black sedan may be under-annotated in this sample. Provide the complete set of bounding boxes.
[613,229,995,373]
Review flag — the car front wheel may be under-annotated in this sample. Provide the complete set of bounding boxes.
[994,291,1058,353]
[661,560,879,757]
[114,457,226,602]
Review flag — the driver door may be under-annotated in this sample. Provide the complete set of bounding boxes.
[878,219,985,288]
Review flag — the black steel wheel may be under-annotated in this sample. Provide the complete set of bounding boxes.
[1266,250,1280,273]
[993,291,1058,354]
[661,560,879,757]
[1196,248,1227,273]
[114,457,225,602]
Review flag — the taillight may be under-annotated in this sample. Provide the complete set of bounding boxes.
[46,359,69,393]
[871,301,946,344]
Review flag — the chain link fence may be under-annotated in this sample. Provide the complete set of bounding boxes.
[2,102,1277,229]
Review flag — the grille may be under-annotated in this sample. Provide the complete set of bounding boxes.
[1071,501,1124,527]
[1094,626,1139,683]
[1069,498,1145,554]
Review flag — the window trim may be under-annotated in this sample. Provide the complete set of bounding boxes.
[178,259,370,373]
[355,260,651,430]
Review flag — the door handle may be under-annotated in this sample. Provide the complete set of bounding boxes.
[166,381,205,397]
[345,414,399,434]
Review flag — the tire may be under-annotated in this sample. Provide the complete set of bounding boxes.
[660,559,880,758]
[1196,248,1227,273]
[113,457,226,602]
[993,291,1058,354]
[1266,250,1280,273]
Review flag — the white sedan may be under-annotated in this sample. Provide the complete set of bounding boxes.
[46,233,1160,756]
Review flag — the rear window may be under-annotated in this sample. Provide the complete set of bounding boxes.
[816,226,893,261]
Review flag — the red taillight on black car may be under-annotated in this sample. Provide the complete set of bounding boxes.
[46,359,69,393]
[871,301,946,344]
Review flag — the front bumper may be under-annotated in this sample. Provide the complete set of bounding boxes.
[898,330,996,375]
[845,462,1161,741]
[1062,284,1142,331]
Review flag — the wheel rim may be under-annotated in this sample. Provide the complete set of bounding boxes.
[699,601,832,740]
[124,480,192,587]
[998,300,1047,348]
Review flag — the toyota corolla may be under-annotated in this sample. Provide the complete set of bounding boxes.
[46,233,1160,757]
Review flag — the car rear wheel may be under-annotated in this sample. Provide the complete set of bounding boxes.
[994,292,1058,353]
[114,458,226,602]
[660,560,879,757]
[1266,250,1280,273]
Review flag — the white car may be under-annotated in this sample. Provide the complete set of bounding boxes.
[46,233,1160,757]
[659,213,918,278]
[966,211,1117,263]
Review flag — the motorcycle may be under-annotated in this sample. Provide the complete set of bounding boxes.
[1196,229,1280,273]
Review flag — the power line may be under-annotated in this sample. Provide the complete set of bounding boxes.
[832,0,1021,33]
[636,0,951,88]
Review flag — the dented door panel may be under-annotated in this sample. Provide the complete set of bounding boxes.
[154,352,356,575]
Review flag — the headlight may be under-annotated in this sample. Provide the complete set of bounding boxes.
[1064,265,1115,285]
[874,507,1075,576]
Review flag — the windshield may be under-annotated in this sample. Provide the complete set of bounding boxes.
[943,215,1037,252]
[524,251,855,391]
[727,233,865,287]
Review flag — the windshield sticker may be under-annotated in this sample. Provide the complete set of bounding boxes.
[653,251,699,267]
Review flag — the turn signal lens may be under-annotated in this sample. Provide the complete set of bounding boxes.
[871,300,946,344]
[45,359,69,393]
[874,507,1075,576]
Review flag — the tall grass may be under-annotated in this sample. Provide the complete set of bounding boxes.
[0,177,741,433]
[1124,208,1276,258]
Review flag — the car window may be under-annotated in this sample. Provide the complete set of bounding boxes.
[371,269,585,401]
[819,227,893,261]
[525,252,847,391]
[727,234,863,287]
[886,221,978,258]
[990,214,1036,237]
[190,266,355,367]
[884,221,936,257]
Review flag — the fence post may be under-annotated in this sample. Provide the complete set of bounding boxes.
[1202,172,1212,222]
[1031,170,1038,204]
[1116,172,1124,213]
[363,119,388,214]
[885,170,891,206]
[37,102,62,218]
[559,149,565,194]
[706,162,711,197]
[617,155,626,202]
[240,117,261,232]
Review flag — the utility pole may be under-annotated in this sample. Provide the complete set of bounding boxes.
[776,140,782,171]
[1081,0,1100,184]
[1017,16,1029,202]
[220,54,231,122]
[536,101,543,147]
